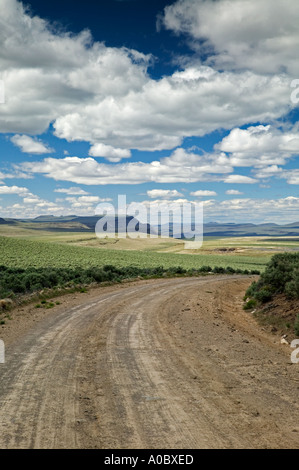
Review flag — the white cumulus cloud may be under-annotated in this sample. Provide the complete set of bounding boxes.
[190,190,217,197]
[89,143,131,162]
[17,149,234,185]
[0,0,293,153]
[225,190,243,195]
[54,187,89,196]
[162,0,299,75]
[147,189,184,199]
[11,134,53,154]
[224,175,257,184]
[216,125,299,167]
[0,184,30,196]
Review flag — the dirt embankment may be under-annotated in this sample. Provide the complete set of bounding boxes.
[251,294,299,340]
[0,276,298,449]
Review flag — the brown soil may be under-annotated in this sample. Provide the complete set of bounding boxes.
[253,294,299,339]
[0,276,298,449]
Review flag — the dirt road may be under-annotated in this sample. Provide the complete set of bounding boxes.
[0,276,298,449]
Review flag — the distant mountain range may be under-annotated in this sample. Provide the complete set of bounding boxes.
[156,220,299,238]
[0,217,11,225]
[194,221,299,237]
[2,215,153,235]
[1,215,299,237]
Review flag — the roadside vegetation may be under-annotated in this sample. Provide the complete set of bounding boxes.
[245,253,299,302]
[244,253,299,336]
[0,264,260,301]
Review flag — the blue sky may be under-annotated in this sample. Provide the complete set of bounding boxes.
[0,0,298,223]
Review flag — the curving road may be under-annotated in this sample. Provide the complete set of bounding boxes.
[0,276,298,449]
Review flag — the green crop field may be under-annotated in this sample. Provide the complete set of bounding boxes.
[0,235,270,272]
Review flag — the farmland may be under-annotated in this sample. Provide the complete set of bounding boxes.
[0,233,270,272]
[1,220,298,273]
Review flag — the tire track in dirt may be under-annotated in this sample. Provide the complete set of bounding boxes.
[0,288,141,448]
